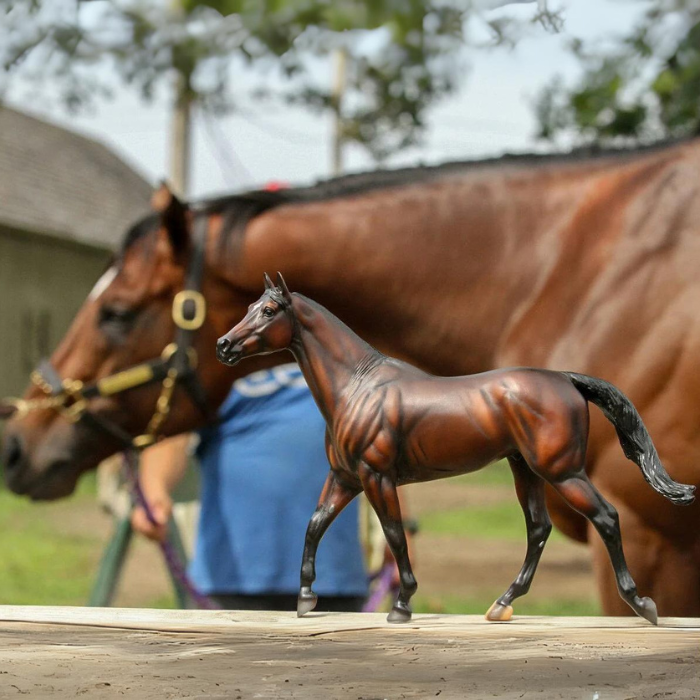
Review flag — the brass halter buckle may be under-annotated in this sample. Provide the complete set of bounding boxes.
[3,398,31,419]
[59,379,88,423]
[20,371,87,423]
[172,290,206,331]
[131,343,198,449]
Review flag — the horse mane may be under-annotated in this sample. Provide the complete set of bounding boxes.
[122,135,697,252]
[120,213,160,253]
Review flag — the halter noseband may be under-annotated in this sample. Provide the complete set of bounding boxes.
[2,215,214,450]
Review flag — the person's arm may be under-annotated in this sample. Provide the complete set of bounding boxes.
[130,434,191,542]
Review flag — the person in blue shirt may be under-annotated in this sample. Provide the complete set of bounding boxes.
[132,363,368,611]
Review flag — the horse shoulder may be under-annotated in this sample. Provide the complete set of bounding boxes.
[331,376,403,473]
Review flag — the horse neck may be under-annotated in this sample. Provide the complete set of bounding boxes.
[287,295,378,422]
[210,147,682,376]
[215,186,544,375]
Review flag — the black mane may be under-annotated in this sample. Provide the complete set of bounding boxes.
[120,213,160,253]
[123,136,695,251]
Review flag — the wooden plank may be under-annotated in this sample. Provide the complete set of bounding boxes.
[0,606,698,699]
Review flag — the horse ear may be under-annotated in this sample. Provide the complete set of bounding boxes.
[151,181,189,260]
[276,272,292,301]
[263,272,274,290]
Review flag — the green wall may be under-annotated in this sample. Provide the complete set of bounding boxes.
[0,225,110,398]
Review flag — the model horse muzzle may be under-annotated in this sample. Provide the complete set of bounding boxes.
[216,336,244,366]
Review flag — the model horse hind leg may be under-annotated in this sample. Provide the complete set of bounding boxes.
[358,462,417,623]
[297,470,362,617]
[486,453,553,622]
[547,467,658,624]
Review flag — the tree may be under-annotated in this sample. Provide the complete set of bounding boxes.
[1,0,555,165]
[535,1,700,146]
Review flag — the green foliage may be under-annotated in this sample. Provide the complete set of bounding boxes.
[459,459,513,487]
[420,498,564,541]
[0,479,174,607]
[536,2,700,145]
[1,0,554,162]
[0,480,98,605]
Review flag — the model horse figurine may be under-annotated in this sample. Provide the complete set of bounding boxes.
[216,274,695,625]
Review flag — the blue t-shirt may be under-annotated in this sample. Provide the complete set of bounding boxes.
[189,363,368,596]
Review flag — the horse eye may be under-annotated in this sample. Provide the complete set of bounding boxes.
[262,307,275,318]
[98,304,137,336]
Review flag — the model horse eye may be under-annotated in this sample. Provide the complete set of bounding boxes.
[262,307,275,318]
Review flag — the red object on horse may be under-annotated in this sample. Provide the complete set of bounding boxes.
[264,180,289,192]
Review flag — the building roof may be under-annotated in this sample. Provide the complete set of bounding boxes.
[0,106,153,250]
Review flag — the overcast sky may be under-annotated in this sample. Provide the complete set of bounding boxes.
[7,0,643,198]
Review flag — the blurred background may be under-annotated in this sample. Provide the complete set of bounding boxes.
[0,0,697,613]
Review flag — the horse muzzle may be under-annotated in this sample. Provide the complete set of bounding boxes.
[2,431,27,492]
[1,430,77,500]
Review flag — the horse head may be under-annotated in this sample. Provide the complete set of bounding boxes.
[1,184,245,499]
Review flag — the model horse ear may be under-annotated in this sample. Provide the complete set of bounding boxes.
[263,272,274,290]
[276,272,292,301]
[151,181,189,260]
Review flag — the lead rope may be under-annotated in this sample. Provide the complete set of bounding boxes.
[362,563,397,612]
[121,448,221,611]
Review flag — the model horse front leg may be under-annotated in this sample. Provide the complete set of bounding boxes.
[358,462,417,623]
[297,471,361,617]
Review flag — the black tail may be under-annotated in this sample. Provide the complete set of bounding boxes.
[563,372,695,506]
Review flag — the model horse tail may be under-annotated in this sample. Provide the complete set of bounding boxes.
[563,372,696,506]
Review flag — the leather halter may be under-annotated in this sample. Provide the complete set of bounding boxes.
[3,215,214,450]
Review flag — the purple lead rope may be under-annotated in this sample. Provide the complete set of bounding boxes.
[122,449,221,610]
[362,562,399,612]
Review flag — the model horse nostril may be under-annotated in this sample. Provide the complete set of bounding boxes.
[216,337,231,355]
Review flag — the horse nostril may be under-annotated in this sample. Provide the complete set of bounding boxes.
[2,433,25,475]
[216,337,231,354]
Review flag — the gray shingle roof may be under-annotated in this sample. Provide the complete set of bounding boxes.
[0,106,153,250]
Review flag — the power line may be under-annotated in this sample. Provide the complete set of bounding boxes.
[200,108,255,187]
[234,107,323,146]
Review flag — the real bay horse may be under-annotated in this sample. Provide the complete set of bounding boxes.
[216,275,694,624]
[3,138,700,616]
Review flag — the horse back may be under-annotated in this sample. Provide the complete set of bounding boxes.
[344,366,588,484]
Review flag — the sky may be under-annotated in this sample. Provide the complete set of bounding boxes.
[6,0,644,199]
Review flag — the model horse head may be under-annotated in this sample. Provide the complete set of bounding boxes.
[216,273,295,366]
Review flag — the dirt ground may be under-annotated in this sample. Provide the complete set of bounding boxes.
[0,608,697,700]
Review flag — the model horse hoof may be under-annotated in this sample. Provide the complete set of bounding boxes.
[297,588,318,617]
[485,601,513,622]
[634,596,658,626]
[387,603,412,624]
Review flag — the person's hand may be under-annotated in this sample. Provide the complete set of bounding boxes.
[131,491,173,542]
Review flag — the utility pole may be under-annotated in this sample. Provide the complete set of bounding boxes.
[169,70,193,198]
[330,46,348,176]
[168,0,192,198]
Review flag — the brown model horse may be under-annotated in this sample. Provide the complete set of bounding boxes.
[4,139,700,617]
[216,274,694,624]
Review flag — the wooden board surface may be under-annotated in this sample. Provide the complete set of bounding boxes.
[0,607,698,699]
